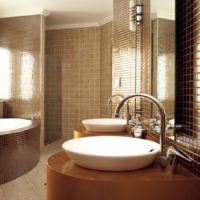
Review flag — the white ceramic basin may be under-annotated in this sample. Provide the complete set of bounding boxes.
[62,136,160,171]
[82,118,127,132]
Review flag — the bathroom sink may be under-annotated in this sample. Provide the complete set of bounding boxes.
[82,118,127,132]
[62,136,160,171]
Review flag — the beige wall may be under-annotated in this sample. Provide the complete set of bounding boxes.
[45,55,62,143]
[46,27,104,138]
[100,22,112,118]
[45,1,151,139]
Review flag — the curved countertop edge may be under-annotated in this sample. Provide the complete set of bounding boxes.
[47,152,200,200]
[47,151,199,183]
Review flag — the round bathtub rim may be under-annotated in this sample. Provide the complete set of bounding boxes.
[0,118,40,135]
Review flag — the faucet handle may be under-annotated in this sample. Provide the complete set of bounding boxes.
[166,146,193,173]
[167,146,193,162]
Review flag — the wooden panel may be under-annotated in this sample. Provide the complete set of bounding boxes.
[47,151,200,200]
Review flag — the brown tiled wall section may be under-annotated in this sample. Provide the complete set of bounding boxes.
[40,16,46,147]
[100,22,112,118]
[0,123,40,184]
[0,15,43,120]
[112,0,141,96]
[141,0,152,121]
[176,0,200,176]
[46,28,101,137]
[45,0,151,139]
[112,0,152,120]
[112,0,142,117]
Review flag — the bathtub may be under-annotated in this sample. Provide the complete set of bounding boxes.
[0,118,40,184]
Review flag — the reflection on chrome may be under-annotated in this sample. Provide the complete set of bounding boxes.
[0,48,12,99]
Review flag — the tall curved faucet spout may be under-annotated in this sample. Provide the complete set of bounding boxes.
[114,93,167,168]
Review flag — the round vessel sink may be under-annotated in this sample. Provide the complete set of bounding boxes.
[62,136,160,171]
[82,118,127,132]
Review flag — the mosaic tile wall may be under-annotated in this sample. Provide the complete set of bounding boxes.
[0,123,40,184]
[45,0,151,140]
[176,0,200,176]
[40,15,46,147]
[112,0,141,97]
[0,15,43,119]
[46,27,102,137]
[152,18,175,119]
[141,0,152,121]
[100,22,112,118]
[112,0,142,118]
[112,0,152,121]
[45,55,62,144]
[141,0,151,95]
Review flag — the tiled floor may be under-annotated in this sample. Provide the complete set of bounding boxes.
[0,139,65,200]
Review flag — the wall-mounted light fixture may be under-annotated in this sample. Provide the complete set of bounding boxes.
[129,0,143,31]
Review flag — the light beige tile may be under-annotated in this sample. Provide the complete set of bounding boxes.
[46,27,103,137]
[0,188,6,200]
[26,162,46,190]
[1,176,42,200]
[0,139,64,200]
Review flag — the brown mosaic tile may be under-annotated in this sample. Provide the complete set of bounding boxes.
[46,27,101,137]
[0,123,40,184]
[112,0,142,117]
[100,22,112,118]
[0,15,45,146]
[176,0,200,176]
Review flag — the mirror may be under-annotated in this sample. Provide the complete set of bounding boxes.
[150,0,175,137]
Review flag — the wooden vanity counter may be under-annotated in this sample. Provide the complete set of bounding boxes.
[47,151,200,200]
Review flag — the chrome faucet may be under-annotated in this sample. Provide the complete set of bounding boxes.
[166,146,193,173]
[107,94,125,118]
[114,93,168,168]
[114,93,193,170]
[107,94,125,105]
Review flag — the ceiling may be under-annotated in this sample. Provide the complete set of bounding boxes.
[151,0,175,20]
[0,0,113,29]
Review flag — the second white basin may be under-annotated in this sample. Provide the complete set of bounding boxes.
[62,136,160,171]
[82,118,127,132]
